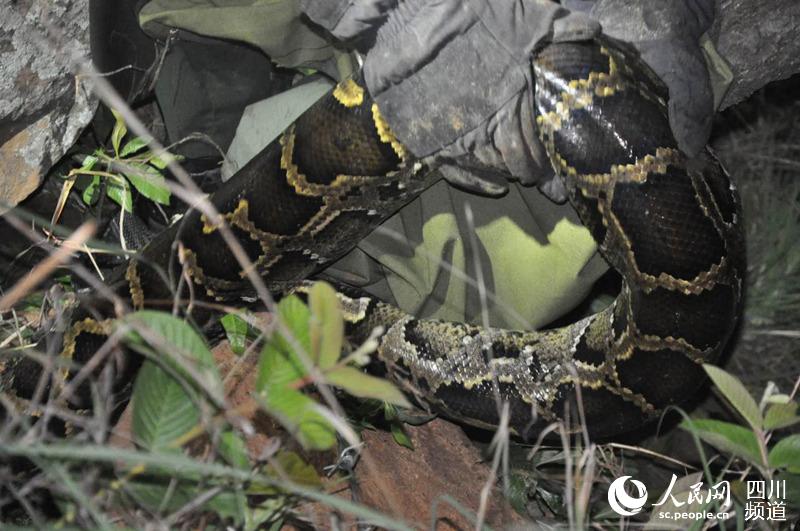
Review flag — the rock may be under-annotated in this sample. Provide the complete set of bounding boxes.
[353,420,526,529]
[0,0,97,214]
[713,0,800,109]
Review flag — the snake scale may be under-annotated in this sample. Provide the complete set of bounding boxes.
[2,36,744,439]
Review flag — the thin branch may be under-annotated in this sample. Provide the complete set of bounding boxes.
[0,222,96,312]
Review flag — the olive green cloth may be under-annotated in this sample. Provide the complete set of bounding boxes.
[322,180,607,331]
[139,0,353,78]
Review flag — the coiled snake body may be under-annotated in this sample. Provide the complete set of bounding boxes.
[3,37,744,438]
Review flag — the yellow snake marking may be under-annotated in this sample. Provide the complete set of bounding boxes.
[612,385,658,414]
[280,130,323,197]
[536,51,625,136]
[600,196,731,295]
[300,179,410,236]
[689,169,741,237]
[615,329,711,362]
[226,199,277,243]
[575,147,684,188]
[332,78,365,108]
[371,103,408,161]
[536,110,563,134]
[177,246,228,301]
[200,203,268,237]
[290,202,357,239]
[550,147,681,195]
[301,206,346,237]
[693,186,719,230]
[200,201,259,235]
[59,318,114,387]
[280,129,380,197]
[196,199,292,281]
[125,261,145,310]
[564,67,623,101]
[558,374,607,392]
[201,213,217,234]
[580,314,614,354]
[651,258,730,295]
[243,253,283,280]
[205,200,285,278]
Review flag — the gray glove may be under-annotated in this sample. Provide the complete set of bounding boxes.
[300,0,715,198]
[582,0,716,158]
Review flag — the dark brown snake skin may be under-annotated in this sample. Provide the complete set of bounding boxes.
[1,37,744,439]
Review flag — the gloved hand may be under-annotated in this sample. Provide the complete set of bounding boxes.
[300,0,716,199]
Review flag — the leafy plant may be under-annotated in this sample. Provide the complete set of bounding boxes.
[122,311,255,525]
[681,364,800,510]
[65,109,178,214]
[255,282,410,450]
[105,282,412,526]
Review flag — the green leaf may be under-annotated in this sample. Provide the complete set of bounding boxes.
[124,310,223,399]
[54,275,73,289]
[506,472,534,516]
[390,422,413,450]
[255,295,337,450]
[258,340,306,391]
[216,434,251,527]
[680,418,763,466]
[110,108,127,156]
[127,311,223,451]
[246,504,286,531]
[106,176,133,212]
[764,401,800,431]
[769,434,800,473]
[147,150,183,170]
[782,473,800,509]
[766,394,793,405]
[80,154,98,172]
[326,366,411,408]
[266,451,321,488]
[82,175,101,204]
[125,310,218,372]
[123,162,171,205]
[120,136,148,158]
[218,431,250,470]
[703,364,763,431]
[132,359,200,452]
[255,295,311,392]
[309,281,343,369]
[257,384,336,450]
[278,294,312,353]
[221,313,248,355]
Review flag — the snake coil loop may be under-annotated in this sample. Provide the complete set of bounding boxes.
[3,37,743,439]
